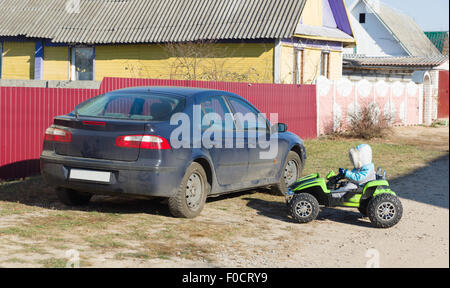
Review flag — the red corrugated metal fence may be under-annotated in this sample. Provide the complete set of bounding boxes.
[0,78,316,180]
[438,71,449,119]
[0,87,98,179]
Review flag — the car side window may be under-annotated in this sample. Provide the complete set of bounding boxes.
[227,97,268,131]
[200,96,233,130]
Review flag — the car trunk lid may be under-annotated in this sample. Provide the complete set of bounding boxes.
[53,116,146,162]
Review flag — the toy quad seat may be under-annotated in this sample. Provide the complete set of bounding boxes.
[329,167,386,198]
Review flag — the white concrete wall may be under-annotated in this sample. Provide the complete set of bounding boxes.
[316,75,422,135]
[430,70,440,121]
[420,71,440,125]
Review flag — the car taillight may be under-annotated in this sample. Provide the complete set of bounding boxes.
[44,127,72,143]
[116,135,171,150]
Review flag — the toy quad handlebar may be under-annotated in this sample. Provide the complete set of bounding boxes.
[326,170,347,190]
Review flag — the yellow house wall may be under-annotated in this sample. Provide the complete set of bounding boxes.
[303,48,342,83]
[303,48,322,84]
[279,45,343,84]
[43,46,69,80]
[280,45,294,84]
[95,43,274,83]
[2,41,35,80]
[301,0,323,26]
[328,51,342,81]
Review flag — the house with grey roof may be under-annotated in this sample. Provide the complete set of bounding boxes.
[346,0,441,57]
[341,0,448,124]
[0,0,356,85]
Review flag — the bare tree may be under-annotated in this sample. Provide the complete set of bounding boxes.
[161,40,272,83]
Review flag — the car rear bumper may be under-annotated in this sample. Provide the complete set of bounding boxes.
[40,151,182,198]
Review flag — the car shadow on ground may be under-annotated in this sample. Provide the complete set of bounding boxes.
[0,177,269,218]
[244,197,374,227]
[0,177,172,217]
[1,154,447,220]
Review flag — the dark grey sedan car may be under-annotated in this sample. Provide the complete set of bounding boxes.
[40,87,306,218]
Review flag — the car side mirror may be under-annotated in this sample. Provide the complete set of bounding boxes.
[271,123,288,134]
[277,123,288,133]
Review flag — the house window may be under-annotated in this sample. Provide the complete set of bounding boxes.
[0,42,2,79]
[359,13,366,23]
[320,51,330,78]
[294,49,304,84]
[71,47,94,80]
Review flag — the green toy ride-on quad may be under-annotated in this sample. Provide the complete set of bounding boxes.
[286,169,403,228]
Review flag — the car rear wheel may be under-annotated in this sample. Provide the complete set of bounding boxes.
[272,151,303,196]
[168,162,210,218]
[56,188,92,206]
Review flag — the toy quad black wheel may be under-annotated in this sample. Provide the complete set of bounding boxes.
[289,193,320,223]
[367,194,403,228]
[358,200,369,217]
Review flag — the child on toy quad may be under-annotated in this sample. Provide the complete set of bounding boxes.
[286,144,403,228]
[335,144,376,194]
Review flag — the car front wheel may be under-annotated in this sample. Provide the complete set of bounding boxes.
[272,151,303,196]
[168,162,210,218]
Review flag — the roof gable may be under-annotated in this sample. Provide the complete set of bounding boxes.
[352,0,441,57]
[295,0,355,44]
[328,0,353,36]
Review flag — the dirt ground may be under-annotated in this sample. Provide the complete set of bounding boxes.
[0,126,448,268]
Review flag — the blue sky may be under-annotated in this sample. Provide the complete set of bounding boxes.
[345,0,449,31]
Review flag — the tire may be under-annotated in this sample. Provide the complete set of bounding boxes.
[56,188,92,206]
[289,193,320,224]
[272,151,303,196]
[358,200,369,217]
[367,194,403,228]
[168,162,210,219]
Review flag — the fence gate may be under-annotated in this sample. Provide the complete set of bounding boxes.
[438,71,449,119]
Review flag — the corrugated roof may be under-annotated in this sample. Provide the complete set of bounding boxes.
[343,54,448,68]
[365,1,442,57]
[0,0,306,44]
[425,31,449,53]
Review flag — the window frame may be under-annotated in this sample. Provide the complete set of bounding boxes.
[293,48,304,85]
[320,51,330,79]
[0,41,3,79]
[70,46,95,81]
[359,13,366,24]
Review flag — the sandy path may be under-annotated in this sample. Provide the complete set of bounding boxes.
[257,155,449,268]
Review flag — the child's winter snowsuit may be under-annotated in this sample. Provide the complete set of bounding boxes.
[335,144,376,192]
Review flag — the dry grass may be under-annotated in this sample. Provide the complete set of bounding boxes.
[0,126,448,267]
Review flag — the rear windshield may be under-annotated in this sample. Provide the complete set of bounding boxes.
[75,92,185,121]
